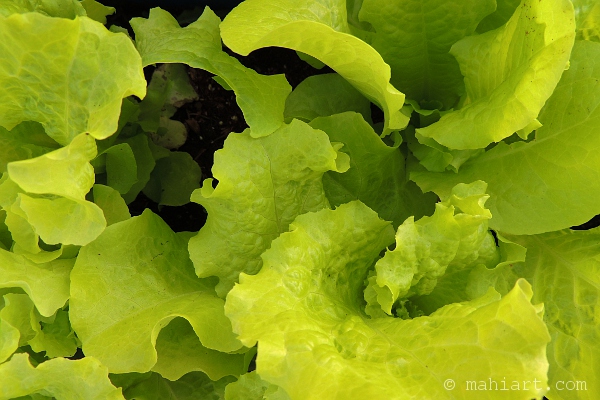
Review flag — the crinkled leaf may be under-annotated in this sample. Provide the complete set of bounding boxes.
[412,40,600,234]
[224,372,290,400]
[0,13,145,145]
[70,210,243,374]
[188,119,349,297]
[152,317,247,381]
[143,152,201,207]
[505,229,600,400]
[131,7,290,138]
[284,73,371,123]
[358,0,495,108]
[92,184,130,226]
[364,181,496,316]
[418,0,576,149]
[28,309,78,358]
[309,112,436,228]
[221,0,409,135]
[0,353,124,400]
[0,0,85,18]
[0,249,73,317]
[409,235,522,315]
[226,202,550,399]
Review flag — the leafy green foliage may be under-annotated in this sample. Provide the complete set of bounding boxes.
[0,0,598,398]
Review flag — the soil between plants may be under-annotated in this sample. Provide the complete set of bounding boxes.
[128,46,334,232]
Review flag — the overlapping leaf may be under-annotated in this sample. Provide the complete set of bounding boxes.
[221,0,409,135]
[0,12,145,145]
[226,202,550,399]
[70,210,243,374]
[2,133,106,247]
[364,181,497,316]
[309,112,436,228]
[412,40,600,234]
[418,0,576,149]
[505,229,600,400]
[188,119,349,297]
[0,354,124,400]
[357,0,495,108]
[131,7,291,138]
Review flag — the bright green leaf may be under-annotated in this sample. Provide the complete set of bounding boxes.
[0,12,145,145]
[505,229,600,400]
[0,0,85,18]
[226,202,550,399]
[221,0,409,135]
[188,119,349,297]
[0,353,125,400]
[418,0,576,149]
[412,41,600,234]
[0,249,73,317]
[131,7,291,138]
[70,210,243,374]
[8,133,96,200]
[364,181,497,316]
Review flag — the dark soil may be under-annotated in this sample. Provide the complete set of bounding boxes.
[128,48,333,231]
[102,0,337,232]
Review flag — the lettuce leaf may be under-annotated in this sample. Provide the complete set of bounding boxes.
[188,119,349,297]
[505,229,600,400]
[309,112,436,228]
[221,0,409,135]
[357,0,495,108]
[70,210,243,374]
[418,0,576,149]
[4,133,106,246]
[226,201,550,399]
[0,12,145,145]
[224,372,290,400]
[412,40,600,234]
[0,353,124,400]
[284,74,372,124]
[0,249,73,317]
[0,0,86,18]
[131,7,291,138]
[364,181,497,316]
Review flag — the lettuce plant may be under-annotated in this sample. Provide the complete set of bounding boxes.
[0,0,599,399]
